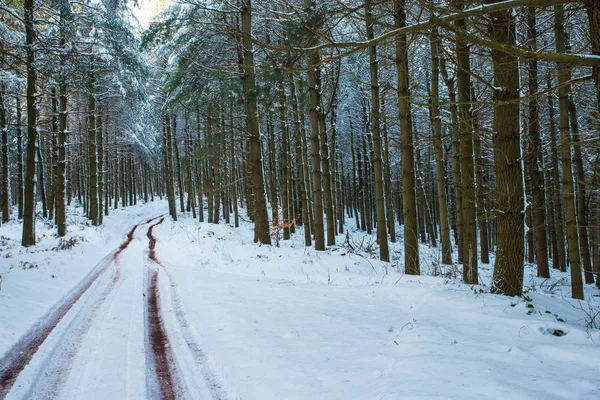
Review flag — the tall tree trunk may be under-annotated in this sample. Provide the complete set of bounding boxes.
[454,1,477,284]
[48,92,57,221]
[365,0,389,261]
[526,7,549,278]
[568,97,594,284]
[304,0,325,250]
[279,81,291,240]
[87,84,99,226]
[212,114,221,224]
[317,72,335,246]
[184,111,196,218]
[430,26,452,265]
[489,1,525,297]
[16,90,24,220]
[97,115,104,225]
[395,0,419,274]
[0,82,8,223]
[290,76,311,246]
[350,117,361,229]
[22,0,38,246]
[439,55,462,263]
[241,0,270,244]
[164,114,177,221]
[229,104,239,227]
[474,131,490,264]
[37,135,47,219]
[173,115,185,214]
[267,111,278,229]
[547,77,566,271]
[196,110,204,222]
[554,6,583,300]
[382,100,396,243]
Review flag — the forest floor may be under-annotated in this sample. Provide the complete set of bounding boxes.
[0,200,599,399]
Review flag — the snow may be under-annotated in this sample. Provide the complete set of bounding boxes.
[1,200,599,399]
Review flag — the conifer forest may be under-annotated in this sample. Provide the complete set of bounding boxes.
[0,0,599,398]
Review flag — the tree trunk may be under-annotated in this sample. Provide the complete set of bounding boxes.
[290,76,311,246]
[439,54,462,264]
[267,111,278,230]
[304,0,325,250]
[279,81,291,240]
[212,114,221,224]
[87,88,99,226]
[382,100,396,243]
[526,7,549,278]
[0,82,9,223]
[430,28,452,265]
[173,115,185,214]
[164,114,177,221]
[22,0,38,246]
[241,0,270,244]
[365,0,389,261]
[554,6,583,300]
[547,77,566,271]
[455,1,477,284]
[317,72,335,246]
[568,97,593,284]
[395,0,419,274]
[489,1,525,297]
[97,115,104,225]
[16,91,24,220]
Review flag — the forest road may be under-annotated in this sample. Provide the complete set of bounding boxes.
[0,214,235,400]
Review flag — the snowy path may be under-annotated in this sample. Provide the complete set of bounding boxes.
[0,215,224,400]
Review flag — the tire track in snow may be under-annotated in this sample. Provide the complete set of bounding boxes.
[145,218,183,399]
[0,215,164,399]
[146,219,227,400]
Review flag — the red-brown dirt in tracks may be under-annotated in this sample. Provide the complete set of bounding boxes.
[0,216,162,398]
[147,268,177,400]
[147,218,165,265]
[145,218,225,400]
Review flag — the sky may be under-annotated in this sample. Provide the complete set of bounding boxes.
[132,0,170,28]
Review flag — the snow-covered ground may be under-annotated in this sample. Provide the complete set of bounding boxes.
[1,200,599,399]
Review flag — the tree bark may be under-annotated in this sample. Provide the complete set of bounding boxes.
[290,76,311,246]
[568,97,593,284]
[16,91,24,220]
[439,54,462,264]
[526,7,549,278]
[547,77,566,271]
[241,0,270,244]
[554,6,583,299]
[429,28,452,265]
[365,0,389,261]
[454,1,477,284]
[279,81,291,240]
[22,0,38,246]
[395,0,419,274]
[97,115,104,225]
[317,71,335,246]
[304,0,325,250]
[489,0,525,297]
[0,82,9,223]
[87,85,99,226]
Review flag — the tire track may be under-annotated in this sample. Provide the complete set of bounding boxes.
[145,218,183,399]
[0,215,164,399]
[146,268,180,400]
[146,219,227,400]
